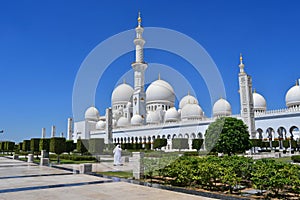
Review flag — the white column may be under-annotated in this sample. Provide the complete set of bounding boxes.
[67,118,73,140]
[41,128,46,138]
[51,125,56,138]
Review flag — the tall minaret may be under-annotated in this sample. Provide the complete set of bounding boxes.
[238,54,256,138]
[131,12,147,121]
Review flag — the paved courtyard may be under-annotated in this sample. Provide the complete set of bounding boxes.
[0,157,217,200]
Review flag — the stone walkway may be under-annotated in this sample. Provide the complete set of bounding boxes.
[0,157,217,200]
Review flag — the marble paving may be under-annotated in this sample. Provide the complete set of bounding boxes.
[0,157,217,200]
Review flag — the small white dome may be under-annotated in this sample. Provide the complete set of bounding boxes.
[213,98,232,117]
[179,94,198,109]
[85,106,99,121]
[286,84,300,108]
[146,79,175,104]
[253,92,267,111]
[181,103,203,120]
[117,117,129,127]
[112,83,134,105]
[96,121,106,130]
[131,114,143,126]
[146,111,160,124]
[165,107,179,122]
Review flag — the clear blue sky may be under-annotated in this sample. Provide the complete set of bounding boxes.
[1,0,300,142]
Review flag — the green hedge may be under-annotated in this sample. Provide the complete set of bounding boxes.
[183,151,199,156]
[0,142,4,152]
[160,155,300,196]
[172,138,189,150]
[121,143,143,150]
[30,138,40,154]
[192,139,204,151]
[251,139,262,148]
[144,143,151,150]
[22,140,31,152]
[65,140,76,153]
[50,154,96,161]
[50,137,66,155]
[18,142,23,151]
[77,139,88,155]
[291,155,300,163]
[4,141,15,152]
[39,138,50,152]
[88,138,104,154]
[271,140,279,148]
[153,138,167,149]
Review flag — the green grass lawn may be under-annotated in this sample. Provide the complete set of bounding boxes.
[98,171,133,178]
[270,156,292,163]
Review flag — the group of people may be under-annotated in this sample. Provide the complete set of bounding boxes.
[113,144,123,166]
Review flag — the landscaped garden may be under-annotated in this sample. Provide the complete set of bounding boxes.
[0,117,300,199]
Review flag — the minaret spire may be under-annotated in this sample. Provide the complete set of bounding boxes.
[238,53,256,139]
[137,11,142,27]
[131,11,148,122]
[239,53,245,74]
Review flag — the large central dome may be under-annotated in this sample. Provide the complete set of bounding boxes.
[146,79,175,104]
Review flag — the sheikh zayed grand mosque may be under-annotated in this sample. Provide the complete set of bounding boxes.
[70,14,300,149]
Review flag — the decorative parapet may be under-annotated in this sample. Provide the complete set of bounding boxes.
[254,106,300,117]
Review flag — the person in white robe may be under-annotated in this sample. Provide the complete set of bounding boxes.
[113,144,122,166]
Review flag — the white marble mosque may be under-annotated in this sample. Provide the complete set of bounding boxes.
[70,13,300,149]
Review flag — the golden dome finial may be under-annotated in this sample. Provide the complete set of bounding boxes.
[253,88,256,93]
[158,73,161,80]
[188,90,190,96]
[239,53,245,73]
[123,78,126,84]
[137,11,142,26]
[239,53,243,65]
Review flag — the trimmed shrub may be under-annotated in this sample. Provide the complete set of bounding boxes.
[144,143,151,150]
[4,141,15,154]
[132,143,143,150]
[291,155,300,163]
[30,138,40,155]
[192,139,204,151]
[272,140,279,148]
[76,139,88,155]
[183,151,199,156]
[121,143,133,150]
[22,140,31,152]
[251,139,262,148]
[39,138,50,152]
[0,142,4,153]
[50,137,66,155]
[18,142,23,151]
[88,138,104,154]
[65,140,76,154]
[172,138,189,150]
[153,138,167,150]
